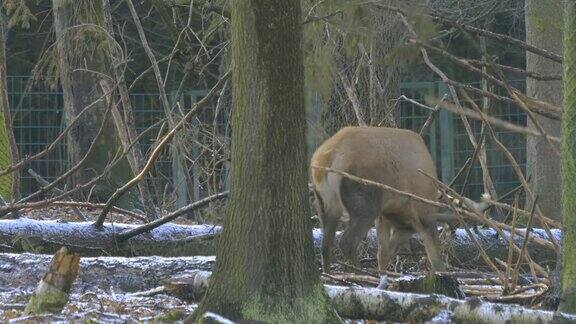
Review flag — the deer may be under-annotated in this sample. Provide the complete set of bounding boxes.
[311,126,489,287]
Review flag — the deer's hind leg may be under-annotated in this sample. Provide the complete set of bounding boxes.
[313,182,343,274]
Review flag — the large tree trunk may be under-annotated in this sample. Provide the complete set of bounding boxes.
[525,0,564,221]
[193,2,338,322]
[0,13,19,200]
[52,0,135,207]
[560,0,576,313]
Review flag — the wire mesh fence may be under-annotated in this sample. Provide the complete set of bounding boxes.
[6,75,526,208]
[397,80,526,204]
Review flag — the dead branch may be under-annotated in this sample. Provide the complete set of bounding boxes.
[428,98,560,142]
[338,69,367,126]
[21,200,147,222]
[95,72,230,228]
[27,169,87,221]
[467,60,562,81]
[0,119,164,218]
[117,191,229,241]
[375,4,563,63]
[410,39,564,122]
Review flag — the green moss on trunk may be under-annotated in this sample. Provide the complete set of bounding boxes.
[0,14,17,200]
[192,1,339,322]
[560,0,576,314]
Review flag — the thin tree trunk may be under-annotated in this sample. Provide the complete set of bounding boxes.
[525,0,564,222]
[100,0,157,221]
[0,13,19,200]
[559,0,576,313]
[193,2,339,322]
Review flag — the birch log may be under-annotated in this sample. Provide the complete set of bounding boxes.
[0,218,559,267]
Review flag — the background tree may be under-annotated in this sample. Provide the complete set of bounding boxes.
[525,0,564,221]
[0,11,19,200]
[193,1,338,321]
[52,0,135,207]
[560,0,576,313]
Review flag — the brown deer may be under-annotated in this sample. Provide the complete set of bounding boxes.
[311,126,487,279]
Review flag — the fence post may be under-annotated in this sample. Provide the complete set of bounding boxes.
[438,82,454,183]
[170,92,189,209]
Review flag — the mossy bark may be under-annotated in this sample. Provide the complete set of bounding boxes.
[560,0,576,314]
[192,1,339,322]
[525,0,564,221]
[52,0,136,208]
[0,14,19,200]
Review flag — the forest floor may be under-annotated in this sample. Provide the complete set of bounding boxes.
[1,206,201,322]
[0,206,552,322]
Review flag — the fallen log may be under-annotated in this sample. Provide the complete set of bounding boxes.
[166,270,576,322]
[0,218,219,256]
[0,218,559,267]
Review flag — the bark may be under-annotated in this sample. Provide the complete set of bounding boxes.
[0,218,560,266]
[525,0,564,221]
[23,247,79,315]
[52,0,135,207]
[0,253,213,293]
[0,13,19,200]
[171,270,576,322]
[193,1,338,322]
[560,0,576,313]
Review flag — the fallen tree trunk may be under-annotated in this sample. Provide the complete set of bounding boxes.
[0,218,219,256]
[0,253,214,293]
[168,270,576,322]
[0,218,559,267]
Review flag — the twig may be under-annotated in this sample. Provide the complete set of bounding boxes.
[312,166,446,209]
[429,98,560,142]
[511,197,538,291]
[400,14,501,208]
[504,193,520,294]
[321,272,361,287]
[467,60,562,81]
[117,191,228,241]
[27,169,87,221]
[94,72,230,228]
[338,69,367,126]
[466,94,559,249]
[374,4,563,63]
[438,185,508,285]
[419,93,447,136]
[457,131,486,195]
[0,120,165,217]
